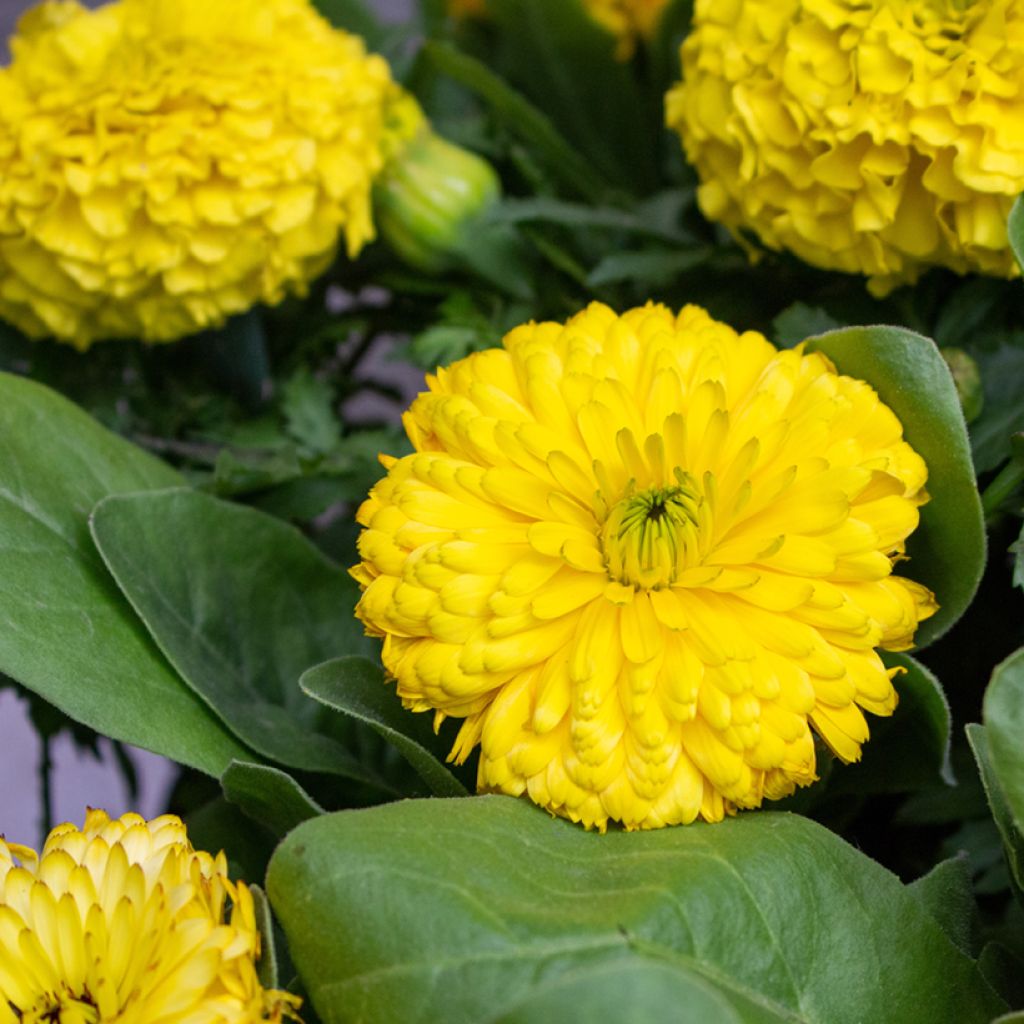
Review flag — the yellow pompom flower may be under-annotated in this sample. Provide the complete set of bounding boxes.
[0,809,300,1024]
[449,0,669,58]
[353,303,936,830]
[0,0,419,348]
[667,0,1024,294]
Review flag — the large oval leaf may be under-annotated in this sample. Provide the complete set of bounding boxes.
[0,372,248,775]
[90,487,379,780]
[267,796,1003,1024]
[806,326,986,647]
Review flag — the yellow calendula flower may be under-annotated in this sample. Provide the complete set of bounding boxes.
[667,0,1024,294]
[449,0,669,58]
[0,0,420,348]
[0,809,300,1024]
[353,303,936,830]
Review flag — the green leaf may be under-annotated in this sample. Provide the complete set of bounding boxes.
[267,797,1004,1024]
[828,652,952,794]
[966,723,1024,894]
[251,885,280,989]
[483,0,660,193]
[90,488,379,781]
[1013,520,1024,590]
[300,656,468,797]
[0,372,248,775]
[421,41,609,202]
[310,0,387,51]
[586,248,709,287]
[492,959,782,1023]
[971,345,1024,474]
[805,326,986,647]
[488,197,690,244]
[771,303,843,350]
[979,943,1024,1010]
[281,369,342,455]
[1008,194,1024,276]
[907,855,976,956]
[983,647,1024,832]
[221,761,324,839]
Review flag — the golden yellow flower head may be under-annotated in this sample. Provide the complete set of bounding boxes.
[449,0,669,58]
[667,0,1024,294]
[0,809,300,1024]
[353,302,937,830]
[0,0,419,348]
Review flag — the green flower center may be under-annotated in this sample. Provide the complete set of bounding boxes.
[602,476,703,589]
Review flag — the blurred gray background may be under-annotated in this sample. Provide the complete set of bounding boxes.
[0,0,412,844]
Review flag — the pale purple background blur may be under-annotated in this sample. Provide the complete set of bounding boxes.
[0,0,414,844]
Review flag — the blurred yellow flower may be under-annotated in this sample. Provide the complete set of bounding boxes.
[449,0,669,58]
[0,0,417,348]
[353,303,936,830]
[0,809,300,1024]
[667,0,1024,294]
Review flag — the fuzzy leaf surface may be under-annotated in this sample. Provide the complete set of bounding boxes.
[268,797,1004,1024]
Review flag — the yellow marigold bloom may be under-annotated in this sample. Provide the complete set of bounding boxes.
[0,809,300,1024]
[0,0,418,348]
[353,303,937,830]
[449,0,669,58]
[667,0,1024,294]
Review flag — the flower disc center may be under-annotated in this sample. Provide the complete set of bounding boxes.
[602,478,703,589]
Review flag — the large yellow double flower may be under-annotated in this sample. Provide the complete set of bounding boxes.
[354,303,936,830]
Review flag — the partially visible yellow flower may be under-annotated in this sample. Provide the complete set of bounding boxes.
[0,0,420,348]
[667,0,1024,294]
[353,302,936,830]
[0,809,300,1024]
[449,0,669,58]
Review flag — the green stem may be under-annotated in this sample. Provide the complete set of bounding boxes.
[981,458,1024,522]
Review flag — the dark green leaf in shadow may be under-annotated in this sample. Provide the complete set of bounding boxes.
[907,855,977,956]
[966,723,1024,895]
[971,345,1024,475]
[267,797,1004,1024]
[805,326,986,646]
[983,647,1024,832]
[645,0,694,101]
[0,373,248,775]
[487,197,690,244]
[828,652,952,794]
[979,943,1024,1011]
[421,41,609,202]
[300,656,468,797]
[90,488,379,781]
[587,247,709,287]
[222,761,325,839]
[484,0,659,193]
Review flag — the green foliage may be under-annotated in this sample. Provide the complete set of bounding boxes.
[300,657,469,797]
[983,647,1024,836]
[267,797,1005,1024]
[90,488,379,780]
[0,373,248,775]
